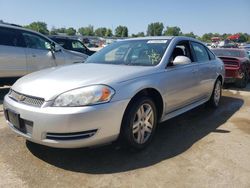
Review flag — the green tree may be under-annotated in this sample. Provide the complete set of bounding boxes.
[147,22,164,36]
[24,21,49,35]
[221,33,231,40]
[78,25,94,36]
[50,26,58,35]
[115,25,128,37]
[131,32,145,37]
[201,33,214,42]
[105,29,113,37]
[164,26,182,36]
[66,27,76,36]
[95,27,107,37]
[182,32,196,38]
[238,33,248,43]
[55,27,66,33]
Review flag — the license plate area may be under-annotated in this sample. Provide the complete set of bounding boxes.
[5,109,26,133]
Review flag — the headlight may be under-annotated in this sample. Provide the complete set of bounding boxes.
[53,85,115,107]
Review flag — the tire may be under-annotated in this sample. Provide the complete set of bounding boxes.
[121,97,157,150]
[208,79,222,108]
[235,70,248,88]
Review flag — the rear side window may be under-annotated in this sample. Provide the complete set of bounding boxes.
[191,42,210,62]
[0,27,24,47]
[207,48,216,60]
[22,32,51,50]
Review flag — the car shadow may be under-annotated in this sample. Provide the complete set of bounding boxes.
[26,96,243,174]
[224,83,250,92]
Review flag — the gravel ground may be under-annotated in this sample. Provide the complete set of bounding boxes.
[0,84,249,188]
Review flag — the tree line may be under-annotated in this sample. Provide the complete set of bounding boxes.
[22,21,250,42]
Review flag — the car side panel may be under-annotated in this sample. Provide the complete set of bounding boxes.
[25,48,56,73]
[0,45,27,77]
[197,60,217,97]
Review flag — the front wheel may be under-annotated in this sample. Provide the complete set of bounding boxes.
[235,71,248,88]
[208,79,222,108]
[121,97,157,150]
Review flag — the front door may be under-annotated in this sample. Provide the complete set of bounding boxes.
[21,32,56,73]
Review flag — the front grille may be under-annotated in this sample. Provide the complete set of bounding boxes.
[46,129,98,140]
[224,61,239,67]
[9,90,45,107]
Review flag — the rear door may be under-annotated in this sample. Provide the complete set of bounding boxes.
[191,42,216,97]
[21,31,56,73]
[0,27,27,77]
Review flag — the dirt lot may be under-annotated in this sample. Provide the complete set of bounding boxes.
[0,85,249,188]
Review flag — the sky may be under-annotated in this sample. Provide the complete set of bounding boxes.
[0,0,249,36]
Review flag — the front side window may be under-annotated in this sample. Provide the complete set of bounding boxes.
[72,40,86,50]
[191,42,210,62]
[85,40,169,66]
[0,27,23,47]
[22,32,51,50]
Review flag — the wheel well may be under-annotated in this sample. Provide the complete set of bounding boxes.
[217,75,223,84]
[126,88,164,121]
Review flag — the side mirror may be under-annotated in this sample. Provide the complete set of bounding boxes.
[173,56,191,65]
[50,42,61,52]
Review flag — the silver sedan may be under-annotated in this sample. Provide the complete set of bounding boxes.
[3,36,225,149]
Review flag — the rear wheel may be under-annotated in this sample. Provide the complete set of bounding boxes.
[121,97,157,150]
[208,79,222,108]
[235,70,248,88]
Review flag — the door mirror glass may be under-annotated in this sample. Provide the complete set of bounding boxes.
[173,56,191,65]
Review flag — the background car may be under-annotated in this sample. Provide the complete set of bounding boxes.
[212,48,250,88]
[0,23,88,86]
[49,35,95,56]
[3,36,224,150]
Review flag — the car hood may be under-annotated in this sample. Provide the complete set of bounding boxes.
[12,63,154,101]
[217,56,245,62]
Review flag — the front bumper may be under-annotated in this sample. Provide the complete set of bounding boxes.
[3,95,129,148]
[224,67,243,83]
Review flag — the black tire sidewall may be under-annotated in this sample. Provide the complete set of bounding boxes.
[121,97,158,149]
[209,79,222,108]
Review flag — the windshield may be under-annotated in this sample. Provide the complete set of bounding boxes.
[85,39,169,66]
[212,49,242,57]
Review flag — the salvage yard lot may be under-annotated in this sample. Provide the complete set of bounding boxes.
[0,85,250,188]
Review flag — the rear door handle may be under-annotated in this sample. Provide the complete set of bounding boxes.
[32,54,36,57]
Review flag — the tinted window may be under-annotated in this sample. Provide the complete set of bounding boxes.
[22,32,51,50]
[191,42,210,62]
[0,27,24,47]
[72,40,86,51]
[51,38,67,49]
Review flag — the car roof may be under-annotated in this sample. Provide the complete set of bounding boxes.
[212,48,245,52]
[0,23,54,42]
[0,23,38,34]
[123,36,202,43]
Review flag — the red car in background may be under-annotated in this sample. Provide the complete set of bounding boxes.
[212,48,250,88]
